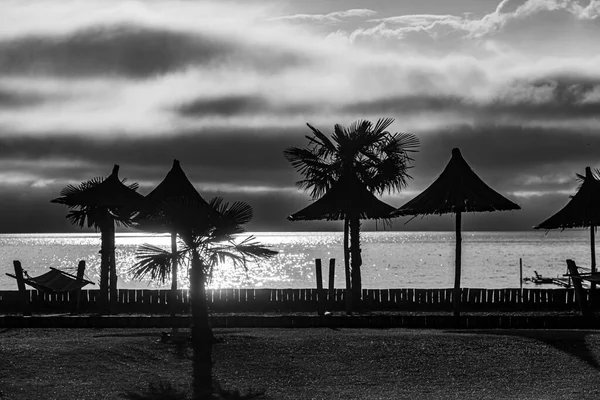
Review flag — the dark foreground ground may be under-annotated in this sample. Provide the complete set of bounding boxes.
[1,327,600,399]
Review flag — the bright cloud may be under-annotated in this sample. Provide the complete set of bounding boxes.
[270,9,377,24]
[1,0,599,136]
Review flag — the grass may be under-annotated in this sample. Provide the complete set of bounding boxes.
[2,327,600,399]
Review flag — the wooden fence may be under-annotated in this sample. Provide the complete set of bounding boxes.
[0,287,588,314]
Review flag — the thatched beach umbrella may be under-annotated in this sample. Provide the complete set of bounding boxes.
[535,167,600,297]
[393,148,520,319]
[288,174,396,221]
[288,174,396,307]
[52,165,143,313]
[135,159,209,313]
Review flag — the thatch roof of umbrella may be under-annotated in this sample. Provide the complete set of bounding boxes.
[51,165,143,207]
[534,167,600,300]
[392,148,520,322]
[535,167,600,230]
[137,159,209,218]
[393,148,520,217]
[136,160,215,229]
[288,174,396,221]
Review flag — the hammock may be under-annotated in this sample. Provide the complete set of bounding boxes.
[7,267,94,293]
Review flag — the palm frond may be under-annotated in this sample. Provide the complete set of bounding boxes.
[372,117,395,135]
[306,123,337,155]
[394,132,420,153]
[576,168,600,185]
[52,177,104,205]
[129,244,183,284]
[121,179,140,192]
[65,208,93,229]
[66,207,110,229]
[233,235,279,260]
[209,198,252,226]
[207,236,278,271]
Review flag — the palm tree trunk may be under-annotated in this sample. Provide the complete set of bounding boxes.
[190,250,213,399]
[591,225,596,308]
[343,216,352,313]
[350,212,362,309]
[108,220,117,313]
[99,222,110,314]
[170,232,178,317]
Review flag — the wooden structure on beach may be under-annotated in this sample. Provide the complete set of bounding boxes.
[526,271,573,288]
[5,260,93,315]
[0,286,592,314]
[535,166,600,305]
[393,148,521,321]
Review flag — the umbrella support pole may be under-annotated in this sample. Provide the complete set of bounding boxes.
[453,212,462,323]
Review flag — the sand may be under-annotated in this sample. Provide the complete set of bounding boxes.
[1,327,600,399]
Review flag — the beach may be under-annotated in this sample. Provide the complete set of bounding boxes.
[2,327,600,399]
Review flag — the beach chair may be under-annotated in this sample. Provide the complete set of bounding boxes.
[5,260,94,315]
[563,259,600,316]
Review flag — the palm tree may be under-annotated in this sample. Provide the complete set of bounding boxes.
[284,118,419,304]
[130,196,277,398]
[51,165,142,314]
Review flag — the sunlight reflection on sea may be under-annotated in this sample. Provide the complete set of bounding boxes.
[0,231,593,290]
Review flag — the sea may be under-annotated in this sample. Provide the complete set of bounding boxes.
[0,231,594,291]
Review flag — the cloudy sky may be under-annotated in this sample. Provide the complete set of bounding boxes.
[0,0,599,232]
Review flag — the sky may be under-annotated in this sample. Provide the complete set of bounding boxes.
[0,0,599,233]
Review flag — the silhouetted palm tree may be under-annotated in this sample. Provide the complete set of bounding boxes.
[284,118,418,304]
[130,196,276,398]
[51,165,142,314]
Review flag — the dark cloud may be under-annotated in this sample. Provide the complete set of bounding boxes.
[0,186,76,233]
[1,123,598,191]
[1,122,598,232]
[0,87,46,108]
[178,95,269,117]
[177,95,320,118]
[0,24,305,78]
[343,75,600,121]
[412,124,600,195]
[0,126,308,188]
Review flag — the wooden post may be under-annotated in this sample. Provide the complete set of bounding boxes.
[566,259,591,316]
[315,259,324,316]
[13,260,31,316]
[453,212,462,323]
[71,260,86,314]
[519,258,523,303]
[328,258,335,311]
